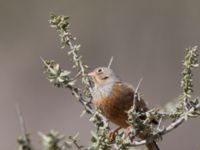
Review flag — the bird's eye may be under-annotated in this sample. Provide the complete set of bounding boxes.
[103,76,109,80]
[97,68,103,73]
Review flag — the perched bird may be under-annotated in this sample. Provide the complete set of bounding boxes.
[88,67,159,150]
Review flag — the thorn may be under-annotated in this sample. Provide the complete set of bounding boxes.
[40,56,47,65]
[108,56,114,68]
[135,78,143,93]
[16,103,27,138]
[40,56,45,62]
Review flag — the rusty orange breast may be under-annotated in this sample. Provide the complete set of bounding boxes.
[94,82,134,128]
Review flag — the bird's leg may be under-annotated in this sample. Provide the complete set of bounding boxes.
[124,125,136,140]
[108,127,122,142]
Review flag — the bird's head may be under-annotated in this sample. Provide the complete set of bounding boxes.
[88,67,119,86]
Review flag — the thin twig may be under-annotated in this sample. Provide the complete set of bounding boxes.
[133,78,143,105]
[68,133,84,150]
[16,103,27,138]
[157,117,164,132]
[108,56,114,68]
[135,78,143,93]
[128,116,185,147]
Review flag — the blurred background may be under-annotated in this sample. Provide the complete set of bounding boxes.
[0,0,200,149]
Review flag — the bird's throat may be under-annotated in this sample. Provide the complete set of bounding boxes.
[92,82,114,101]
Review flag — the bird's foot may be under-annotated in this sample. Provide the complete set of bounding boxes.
[124,126,133,139]
[108,127,121,142]
[123,126,137,142]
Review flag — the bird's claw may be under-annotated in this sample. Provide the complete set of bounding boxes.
[107,127,121,142]
[108,131,116,142]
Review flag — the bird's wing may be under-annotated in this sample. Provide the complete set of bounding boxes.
[114,81,149,112]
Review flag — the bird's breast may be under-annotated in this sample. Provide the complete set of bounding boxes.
[94,82,133,128]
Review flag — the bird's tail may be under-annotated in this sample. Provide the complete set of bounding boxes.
[146,141,159,150]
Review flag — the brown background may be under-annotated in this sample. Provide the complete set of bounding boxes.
[0,0,200,149]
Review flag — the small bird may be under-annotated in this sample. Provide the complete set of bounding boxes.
[88,67,159,150]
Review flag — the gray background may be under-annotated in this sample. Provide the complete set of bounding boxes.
[0,0,200,149]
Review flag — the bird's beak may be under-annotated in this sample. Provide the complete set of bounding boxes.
[87,71,96,88]
[87,71,96,77]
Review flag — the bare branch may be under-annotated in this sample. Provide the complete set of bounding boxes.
[128,116,185,147]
